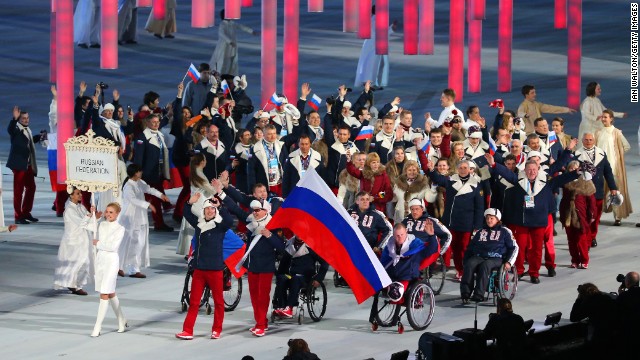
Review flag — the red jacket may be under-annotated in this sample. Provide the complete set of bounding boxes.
[346,162,393,212]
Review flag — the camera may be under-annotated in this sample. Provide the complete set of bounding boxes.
[326,95,336,105]
[98,82,109,89]
[514,117,523,125]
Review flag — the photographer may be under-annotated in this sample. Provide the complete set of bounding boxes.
[569,283,616,356]
[617,272,640,346]
[484,299,527,360]
[283,338,320,360]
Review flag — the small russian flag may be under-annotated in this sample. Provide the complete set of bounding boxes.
[308,94,322,111]
[355,125,374,140]
[221,79,231,97]
[488,135,498,156]
[268,92,283,107]
[419,137,431,153]
[187,63,201,83]
[548,131,558,146]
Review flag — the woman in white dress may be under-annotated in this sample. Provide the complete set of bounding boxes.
[53,187,99,295]
[118,164,169,278]
[91,202,127,337]
[209,9,257,75]
[595,109,632,225]
[578,82,626,140]
[176,153,217,255]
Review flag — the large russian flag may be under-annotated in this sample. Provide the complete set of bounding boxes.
[46,133,66,192]
[267,167,392,304]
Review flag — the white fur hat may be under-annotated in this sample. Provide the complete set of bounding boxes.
[343,101,352,109]
[527,151,542,159]
[103,103,115,112]
[250,199,272,213]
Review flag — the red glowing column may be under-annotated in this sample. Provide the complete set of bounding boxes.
[101,0,118,69]
[343,0,358,33]
[471,0,485,20]
[192,0,208,28]
[555,0,567,29]
[242,0,253,6]
[225,0,241,19]
[449,0,465,101]
[418,0,434,55]
[467,0,482,92]
[153,0,165,20]
[308,0,323,12]
[138,0,152,7]
[56,0,74,185]
[261,0,277,106]
[375,0,388,55]
[207,0,216,27]
[358,0,371,39]
[50,1,56,82]
[404,0,418,55]
[283,0,299,101]
[567,0,582,109]
[497,0,512,92]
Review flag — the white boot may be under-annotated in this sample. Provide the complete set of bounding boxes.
[109,296,128,333]
[91,299,109,337]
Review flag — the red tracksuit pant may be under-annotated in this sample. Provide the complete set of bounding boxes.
[183,269,224,334]
[566,226,590,266]
[145,181,168,229]
[544,214,556,270]
[173,166,190,219]
[590,198,604,241]
[509,224,546,277]
[450,230,471,275]
[248,272,273,330]
[12,168,36,220]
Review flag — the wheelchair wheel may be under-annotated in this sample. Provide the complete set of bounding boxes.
[423,254,446,295]
[201,286,211,310]
[306,282,328,322]
[223,267,242,312]
[372,290,401,327]
[499,265,518,300]
[180,270,193,312]
[406,280,435,331]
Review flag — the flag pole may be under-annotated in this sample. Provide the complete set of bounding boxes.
[181,71,189,84]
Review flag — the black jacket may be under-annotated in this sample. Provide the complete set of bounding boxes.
[6,118,42,172]
[170,97,194,167]
[347,204,392,248]
[133,131,167,184]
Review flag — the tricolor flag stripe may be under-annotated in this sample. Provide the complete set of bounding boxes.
[488,135,497,156]
[308,94,322,111]
[355,125,374,140]
[268,92,282,107]
[187,63,201,83]
[548,131,558,145]
[221,80,231,96]
[419,137,431,153]
[267,168,391,304]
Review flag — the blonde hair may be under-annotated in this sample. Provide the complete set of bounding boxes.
[402,160,420,176]
[106,202,122,213]
[365,152,381,168]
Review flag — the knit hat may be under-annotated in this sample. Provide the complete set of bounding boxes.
[408,198,424,209]
[103,103,115,112]
[250,199,272,213]
[484,208,502,221]
[468,126,482,139]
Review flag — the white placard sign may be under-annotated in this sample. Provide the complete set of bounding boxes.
[64,129,120,197]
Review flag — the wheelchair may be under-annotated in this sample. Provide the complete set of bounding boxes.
[486,263,517,304]
[422,254,446,295]
[180,264,243,313]
[271,276,328,324]
[370,278,436,333]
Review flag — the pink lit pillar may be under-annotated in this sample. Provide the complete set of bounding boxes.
[56,0,74,185]
[358,0,371,39]
[343,0,358,33]
[242,0,253,6]
[283,0,299,101]
[497,0,513,92]
[225,0,241,19]
[308,0,323,12]
[207,0,216,27]
[153,0,165,20]
[418,0,434,55]
[467,0,482,92]
[375,0,388,55]
[404,0,418,55]
[261,0,277,106]
[471,0,485,20]
[567,0,582,109]
[449,0,465,101]
[138,0,152,7]
[101,0,118,69]
[555,0,567,29]
[50,2,56,82]
[192,0,208,28]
